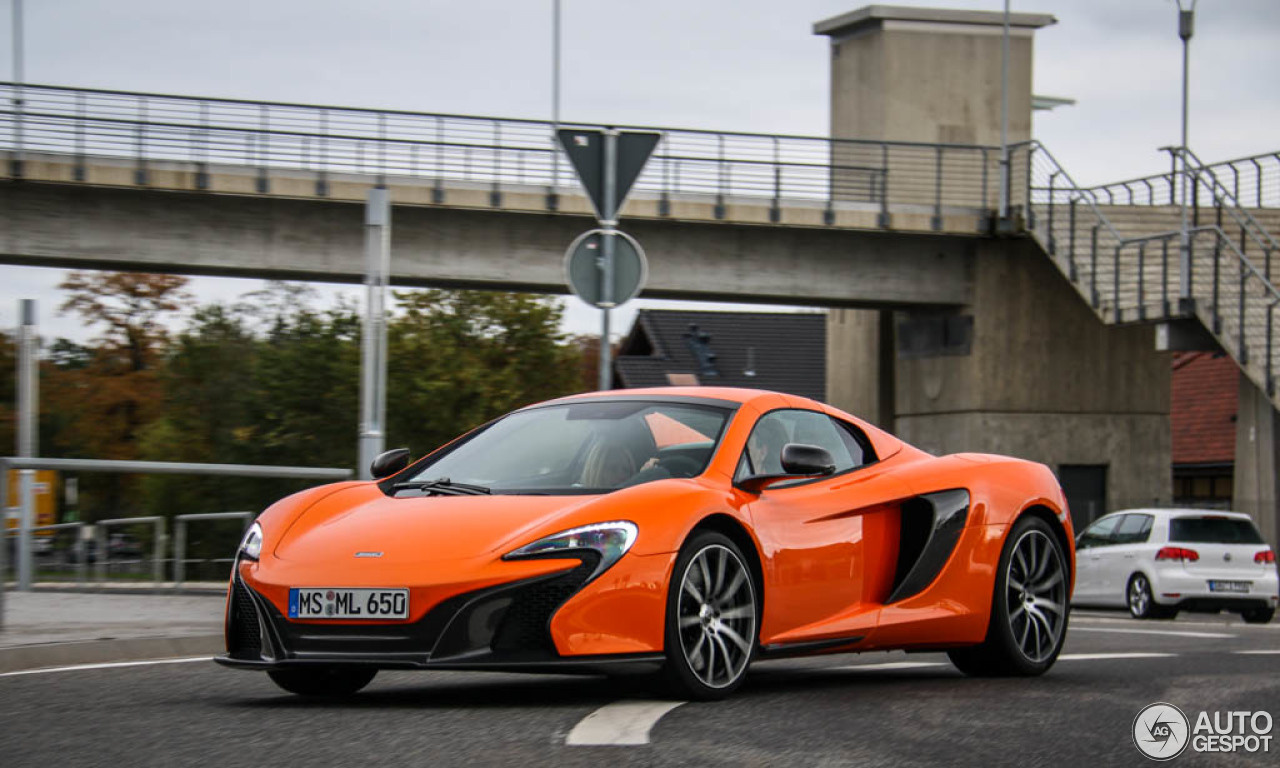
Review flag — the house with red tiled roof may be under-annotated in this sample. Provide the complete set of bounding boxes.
[1172,351,1238,509]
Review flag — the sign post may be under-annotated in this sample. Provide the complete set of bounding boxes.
[556,128,661,389]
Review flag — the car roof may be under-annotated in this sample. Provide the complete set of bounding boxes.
[541,386,817,409]
[1105,508,1255,520]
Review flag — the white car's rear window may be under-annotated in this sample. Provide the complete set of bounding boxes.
[1169,516,1264,544]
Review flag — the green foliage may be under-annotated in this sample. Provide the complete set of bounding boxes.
[387,289,584,455]
[32,277,588,535]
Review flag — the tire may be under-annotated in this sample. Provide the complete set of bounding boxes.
[1127,573,1177,620]
[661,531,758,701]
[1242,607,1275,624]
[948,516,1069,677]
[267,667,378,697]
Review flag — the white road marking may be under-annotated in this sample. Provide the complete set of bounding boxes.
[836,661,948,672]
[1234,649,1280,655]
[1071,627,1235,639]
[1071,613,1280,630]
[1057,652,1176,661]
[566,700,687,746]
[0,656,210,678]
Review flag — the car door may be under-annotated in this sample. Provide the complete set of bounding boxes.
[1102,513,1154,605]
[1073,515,1122,602]
[738,409,910,644]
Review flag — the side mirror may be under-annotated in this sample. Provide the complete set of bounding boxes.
[736,443,837,494]
[370,448,411,480]
[780,443,837,476]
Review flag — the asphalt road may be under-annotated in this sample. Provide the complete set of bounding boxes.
[1,610,1276,767]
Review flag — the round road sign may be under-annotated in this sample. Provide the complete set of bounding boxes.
[563,228,648,308]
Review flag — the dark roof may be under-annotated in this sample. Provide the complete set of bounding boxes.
[1171,352,1238,466]
[613,309,826,401]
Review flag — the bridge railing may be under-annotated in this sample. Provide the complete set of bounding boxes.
[1,82,1000,226]
[1081,149,1280,210]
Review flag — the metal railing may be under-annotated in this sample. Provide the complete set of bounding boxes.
[1024,140,1280,401]
[2,522,89,584]
[94,516,166,586]
[1081,149,1280,210]
[0,82,1007,228]
[174,511,253,589]
[1176,147,1279,279]
[0,456,354,629]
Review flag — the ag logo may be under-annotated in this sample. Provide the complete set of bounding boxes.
[1134,702,1190,760]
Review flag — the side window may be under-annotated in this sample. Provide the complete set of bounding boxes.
[1114,513,1153,544]
[1077,515,1122,550]
[736,410,870,485]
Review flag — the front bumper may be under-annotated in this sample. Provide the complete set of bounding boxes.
[217,554,664,675]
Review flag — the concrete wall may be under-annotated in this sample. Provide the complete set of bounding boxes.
[826,308,894,429]
[1234,375,1280,549]
[819,10,1047,146]
[894,240,1173,515]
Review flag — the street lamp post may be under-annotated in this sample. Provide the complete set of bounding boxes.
[10,0,24,177]
[1176,0,1196,306]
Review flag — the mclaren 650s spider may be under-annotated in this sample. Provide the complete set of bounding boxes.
[216,387,1075,700]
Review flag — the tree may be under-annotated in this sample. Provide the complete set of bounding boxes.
[386,290,584,456]
[47,271,191,520]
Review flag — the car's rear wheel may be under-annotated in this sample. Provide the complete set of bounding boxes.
[1242,606,1275,624]
[1127,573,1176,620]
[267,667,377,697]
[661,531,758,701]
[948,516,1069,677]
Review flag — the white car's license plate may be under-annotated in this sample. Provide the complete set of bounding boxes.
[1207,580,1251,593]
[288,588,409,619]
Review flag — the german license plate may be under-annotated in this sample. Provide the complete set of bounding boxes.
[288,588,408,619]
[1208,580,1250,593]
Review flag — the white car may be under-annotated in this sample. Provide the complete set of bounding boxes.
[1073,508,1278,623]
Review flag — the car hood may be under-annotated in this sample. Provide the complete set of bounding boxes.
[271,483,602,564]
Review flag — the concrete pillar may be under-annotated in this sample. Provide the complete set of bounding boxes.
[826,309,894,430]
[814,5,1054,146]
[1234,374,1280,549]
[817,6,1056,443]
[892,240,1172,524]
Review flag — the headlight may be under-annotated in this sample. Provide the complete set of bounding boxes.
[504,521,638,578]
[238,522,263,562]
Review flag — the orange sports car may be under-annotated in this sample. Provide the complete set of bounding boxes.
[216,387,1075,700]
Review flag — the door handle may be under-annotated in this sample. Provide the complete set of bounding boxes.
[1123,553,1135,559]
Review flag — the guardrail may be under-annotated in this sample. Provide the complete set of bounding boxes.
[1,82,1008,228]
[94,516,165,587]
[0,456,354,629]
[174,511,253,590]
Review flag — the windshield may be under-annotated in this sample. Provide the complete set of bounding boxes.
[406,400,733,494]
[1169,516,1264,545]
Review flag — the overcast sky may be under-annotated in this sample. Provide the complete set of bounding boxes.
[3,0,1278,341]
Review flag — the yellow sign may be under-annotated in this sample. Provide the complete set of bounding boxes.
[5,470,58,531]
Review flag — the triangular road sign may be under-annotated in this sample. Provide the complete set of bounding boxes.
[556,128,661,221]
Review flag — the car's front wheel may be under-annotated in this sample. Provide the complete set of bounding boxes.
[267,667,377,697]
[661,531,758,701]
[948,515,1069,676]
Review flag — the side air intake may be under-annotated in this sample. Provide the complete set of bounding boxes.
[887,489,970,603]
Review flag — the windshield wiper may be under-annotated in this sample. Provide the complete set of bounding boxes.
[390,477,491,496]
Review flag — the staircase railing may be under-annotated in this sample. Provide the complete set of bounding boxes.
[1176,146,1279,281]
[1080,148,1279,283]
[1017,140,1280,400]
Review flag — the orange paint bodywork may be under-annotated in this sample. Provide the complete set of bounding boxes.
[233,387,1075,662]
